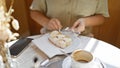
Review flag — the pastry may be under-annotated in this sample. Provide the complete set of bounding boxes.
[49,31,72,48]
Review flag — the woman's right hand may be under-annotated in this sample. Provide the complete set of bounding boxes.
[45,18,62,30]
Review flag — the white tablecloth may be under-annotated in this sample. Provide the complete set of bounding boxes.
[8,35,120,68]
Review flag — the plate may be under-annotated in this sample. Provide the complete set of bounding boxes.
[49,30,81,52]
[32,33,81,58]
[62,56,105,68]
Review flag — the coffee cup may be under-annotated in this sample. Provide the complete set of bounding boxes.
[71,49,95,68]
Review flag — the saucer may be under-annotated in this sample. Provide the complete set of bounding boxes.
[62,56,105,68]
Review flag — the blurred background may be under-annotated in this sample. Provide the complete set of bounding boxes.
[6,0,120,48]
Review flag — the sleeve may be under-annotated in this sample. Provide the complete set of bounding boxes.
[95,0,110,17]
[30,0,47,13]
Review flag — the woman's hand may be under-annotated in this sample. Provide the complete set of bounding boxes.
[45,18,62,30]
[71,18,85,34]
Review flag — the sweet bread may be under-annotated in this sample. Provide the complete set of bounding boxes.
[49,31,72,48]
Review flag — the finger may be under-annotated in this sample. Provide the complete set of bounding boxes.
[54,19,60,29]
[53,20,60,30]
[49,22,57,30]
[47,20,56,30]
[48,23,54,30]
[51,19,61,30]
[71,21,80,29]
[76,23,85,32]
[54,19,62,29]
[48,19,56,29]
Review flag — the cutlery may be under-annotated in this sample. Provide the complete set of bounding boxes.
[58,28,61,32]
[59,49,70,57]
[40,59,50,67]
[97,58,105,68]
[62,27,80,38]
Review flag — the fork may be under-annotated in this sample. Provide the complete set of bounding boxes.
[40,59,50,67]
[62,27,80,38]
[59,49,70,57]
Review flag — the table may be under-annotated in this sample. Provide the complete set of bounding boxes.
[9,35,120,68]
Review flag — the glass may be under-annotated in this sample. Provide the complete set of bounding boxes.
[0,56,4,68]
[6,44,19,68]
[0,55,18,68]
[10,58,18,68]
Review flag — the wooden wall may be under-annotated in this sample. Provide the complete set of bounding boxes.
[25,0,42,35]
[93,0,120,48]
[25,0,120,48]
[6,0,30,37]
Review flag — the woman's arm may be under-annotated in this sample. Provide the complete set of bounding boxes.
[30,10,62,30]
[30,10,49,27]
[71,14,107,32]
[83,14,106,27]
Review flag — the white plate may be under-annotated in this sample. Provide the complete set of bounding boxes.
[62,56,105,68]
[32,33,81,58]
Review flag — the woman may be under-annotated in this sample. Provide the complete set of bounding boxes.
[30,0,109,36]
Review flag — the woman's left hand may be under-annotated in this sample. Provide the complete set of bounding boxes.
[71,18,85,34]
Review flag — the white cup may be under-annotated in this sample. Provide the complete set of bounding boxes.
[71,49,95,68]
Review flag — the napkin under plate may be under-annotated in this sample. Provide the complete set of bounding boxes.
[32,33,81,58]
